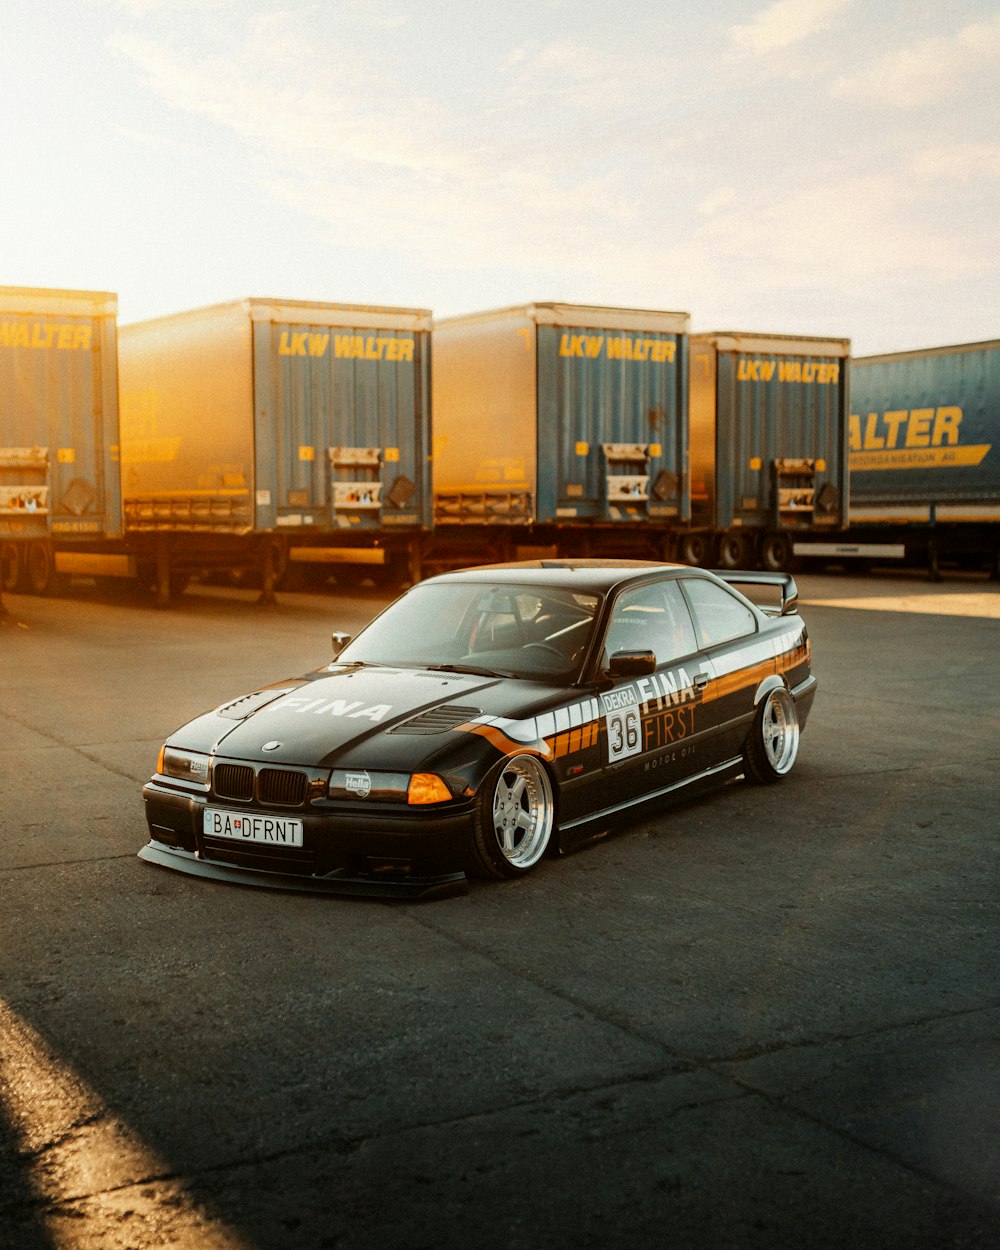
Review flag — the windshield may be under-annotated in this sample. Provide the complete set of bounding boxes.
[336,581,601,682]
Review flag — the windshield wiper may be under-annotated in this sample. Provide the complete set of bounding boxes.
[424,663,515,679]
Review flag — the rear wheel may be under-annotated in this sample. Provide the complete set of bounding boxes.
[678,532,710,567]
[26,541,56,594]
[468,755,555,879]
[760,532,793,572]
[743,687,799,783]
[716,531,749,569]
[1,542,23,592]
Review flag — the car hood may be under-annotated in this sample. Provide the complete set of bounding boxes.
[173,665,516,767]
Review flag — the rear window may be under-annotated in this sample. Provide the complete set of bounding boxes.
[680,577,757,648]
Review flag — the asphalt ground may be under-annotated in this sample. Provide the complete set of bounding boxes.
[1,571,998,1250]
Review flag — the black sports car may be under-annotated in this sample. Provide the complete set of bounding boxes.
[140,560,816,898]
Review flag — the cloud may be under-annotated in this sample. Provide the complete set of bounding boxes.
[832,13,1000,107]
[108,17,631,278]
[683,172,982,291]
[908,141,1000,183]
[111,0,234,14]
[730,0,853,55]
[501,39,635,110]
[109,28,456,176]
[99,2,999,348]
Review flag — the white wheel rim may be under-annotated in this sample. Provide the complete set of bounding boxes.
[491,756,554,869]
[762,689,799,774]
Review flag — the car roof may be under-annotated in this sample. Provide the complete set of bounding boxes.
[423,558,700,595]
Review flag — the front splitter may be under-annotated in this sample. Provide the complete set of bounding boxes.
[138,840,469,900]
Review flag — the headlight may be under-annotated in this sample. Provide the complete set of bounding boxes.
[326,769,453,804]
[158,746,210,785]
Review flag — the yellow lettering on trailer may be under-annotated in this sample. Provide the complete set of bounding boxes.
[559,334,605,358]
[776,360,839,383]
[737,359,840,384]
[906,408,933,448]
[331,334,414,362]
[558,335,676,363]
[933,406,962,445]
[0,321,92,350]
[849,404,992,469]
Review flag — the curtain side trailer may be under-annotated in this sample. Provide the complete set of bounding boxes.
[688,331,851,571]
[0,286,122,597]
[429,302,691,567]
[817,339,1000,577]
[117,298,433,600]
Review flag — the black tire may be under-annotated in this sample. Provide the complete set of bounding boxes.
[743,687,800,783]
[26,541,56,595]
[678,532,710,567]
[1,542,23,593]
[760,532,793,572]
[716,531,749,570]
[467,754,555,879]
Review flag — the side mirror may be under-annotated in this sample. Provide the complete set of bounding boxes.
[608,650,657,678]
[331,632,352,658]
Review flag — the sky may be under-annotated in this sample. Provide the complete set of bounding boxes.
[2,0,998,355]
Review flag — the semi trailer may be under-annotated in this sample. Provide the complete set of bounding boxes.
[821,339,1000,576]
[1,286,122,596]
[429,302,691,567]
[117,297,433,600]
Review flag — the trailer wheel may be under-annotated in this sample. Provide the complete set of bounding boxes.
[1,543,23,593]
[678,533,710,567]
[760,532,793,572]
[26,542,56,595]
[716,531,749,570]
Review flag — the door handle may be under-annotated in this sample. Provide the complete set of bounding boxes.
[693,671,711,690]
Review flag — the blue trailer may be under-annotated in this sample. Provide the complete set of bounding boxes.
[687,332,851,571]
[798,340,1000,576]
[430,302,690,566]
[117,298,433,598]
[0,286,122,596]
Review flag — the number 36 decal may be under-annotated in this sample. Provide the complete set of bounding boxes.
[605,707,642,761]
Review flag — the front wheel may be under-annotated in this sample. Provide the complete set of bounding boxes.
[468,755,555,879]
[743,687,799,783]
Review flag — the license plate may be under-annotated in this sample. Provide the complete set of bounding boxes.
[203,808,304,848]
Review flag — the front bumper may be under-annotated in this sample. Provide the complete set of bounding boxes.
[140,781,473,900]
[138,840,468,899]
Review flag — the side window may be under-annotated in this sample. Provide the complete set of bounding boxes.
[604,580,698,666]
[680,577,757,648]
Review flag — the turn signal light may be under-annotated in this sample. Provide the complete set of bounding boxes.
[407,773,452,805]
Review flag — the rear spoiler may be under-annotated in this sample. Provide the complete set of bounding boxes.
[714,570,799,617]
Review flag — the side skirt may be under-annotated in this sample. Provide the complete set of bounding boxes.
[556,757,745,855]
